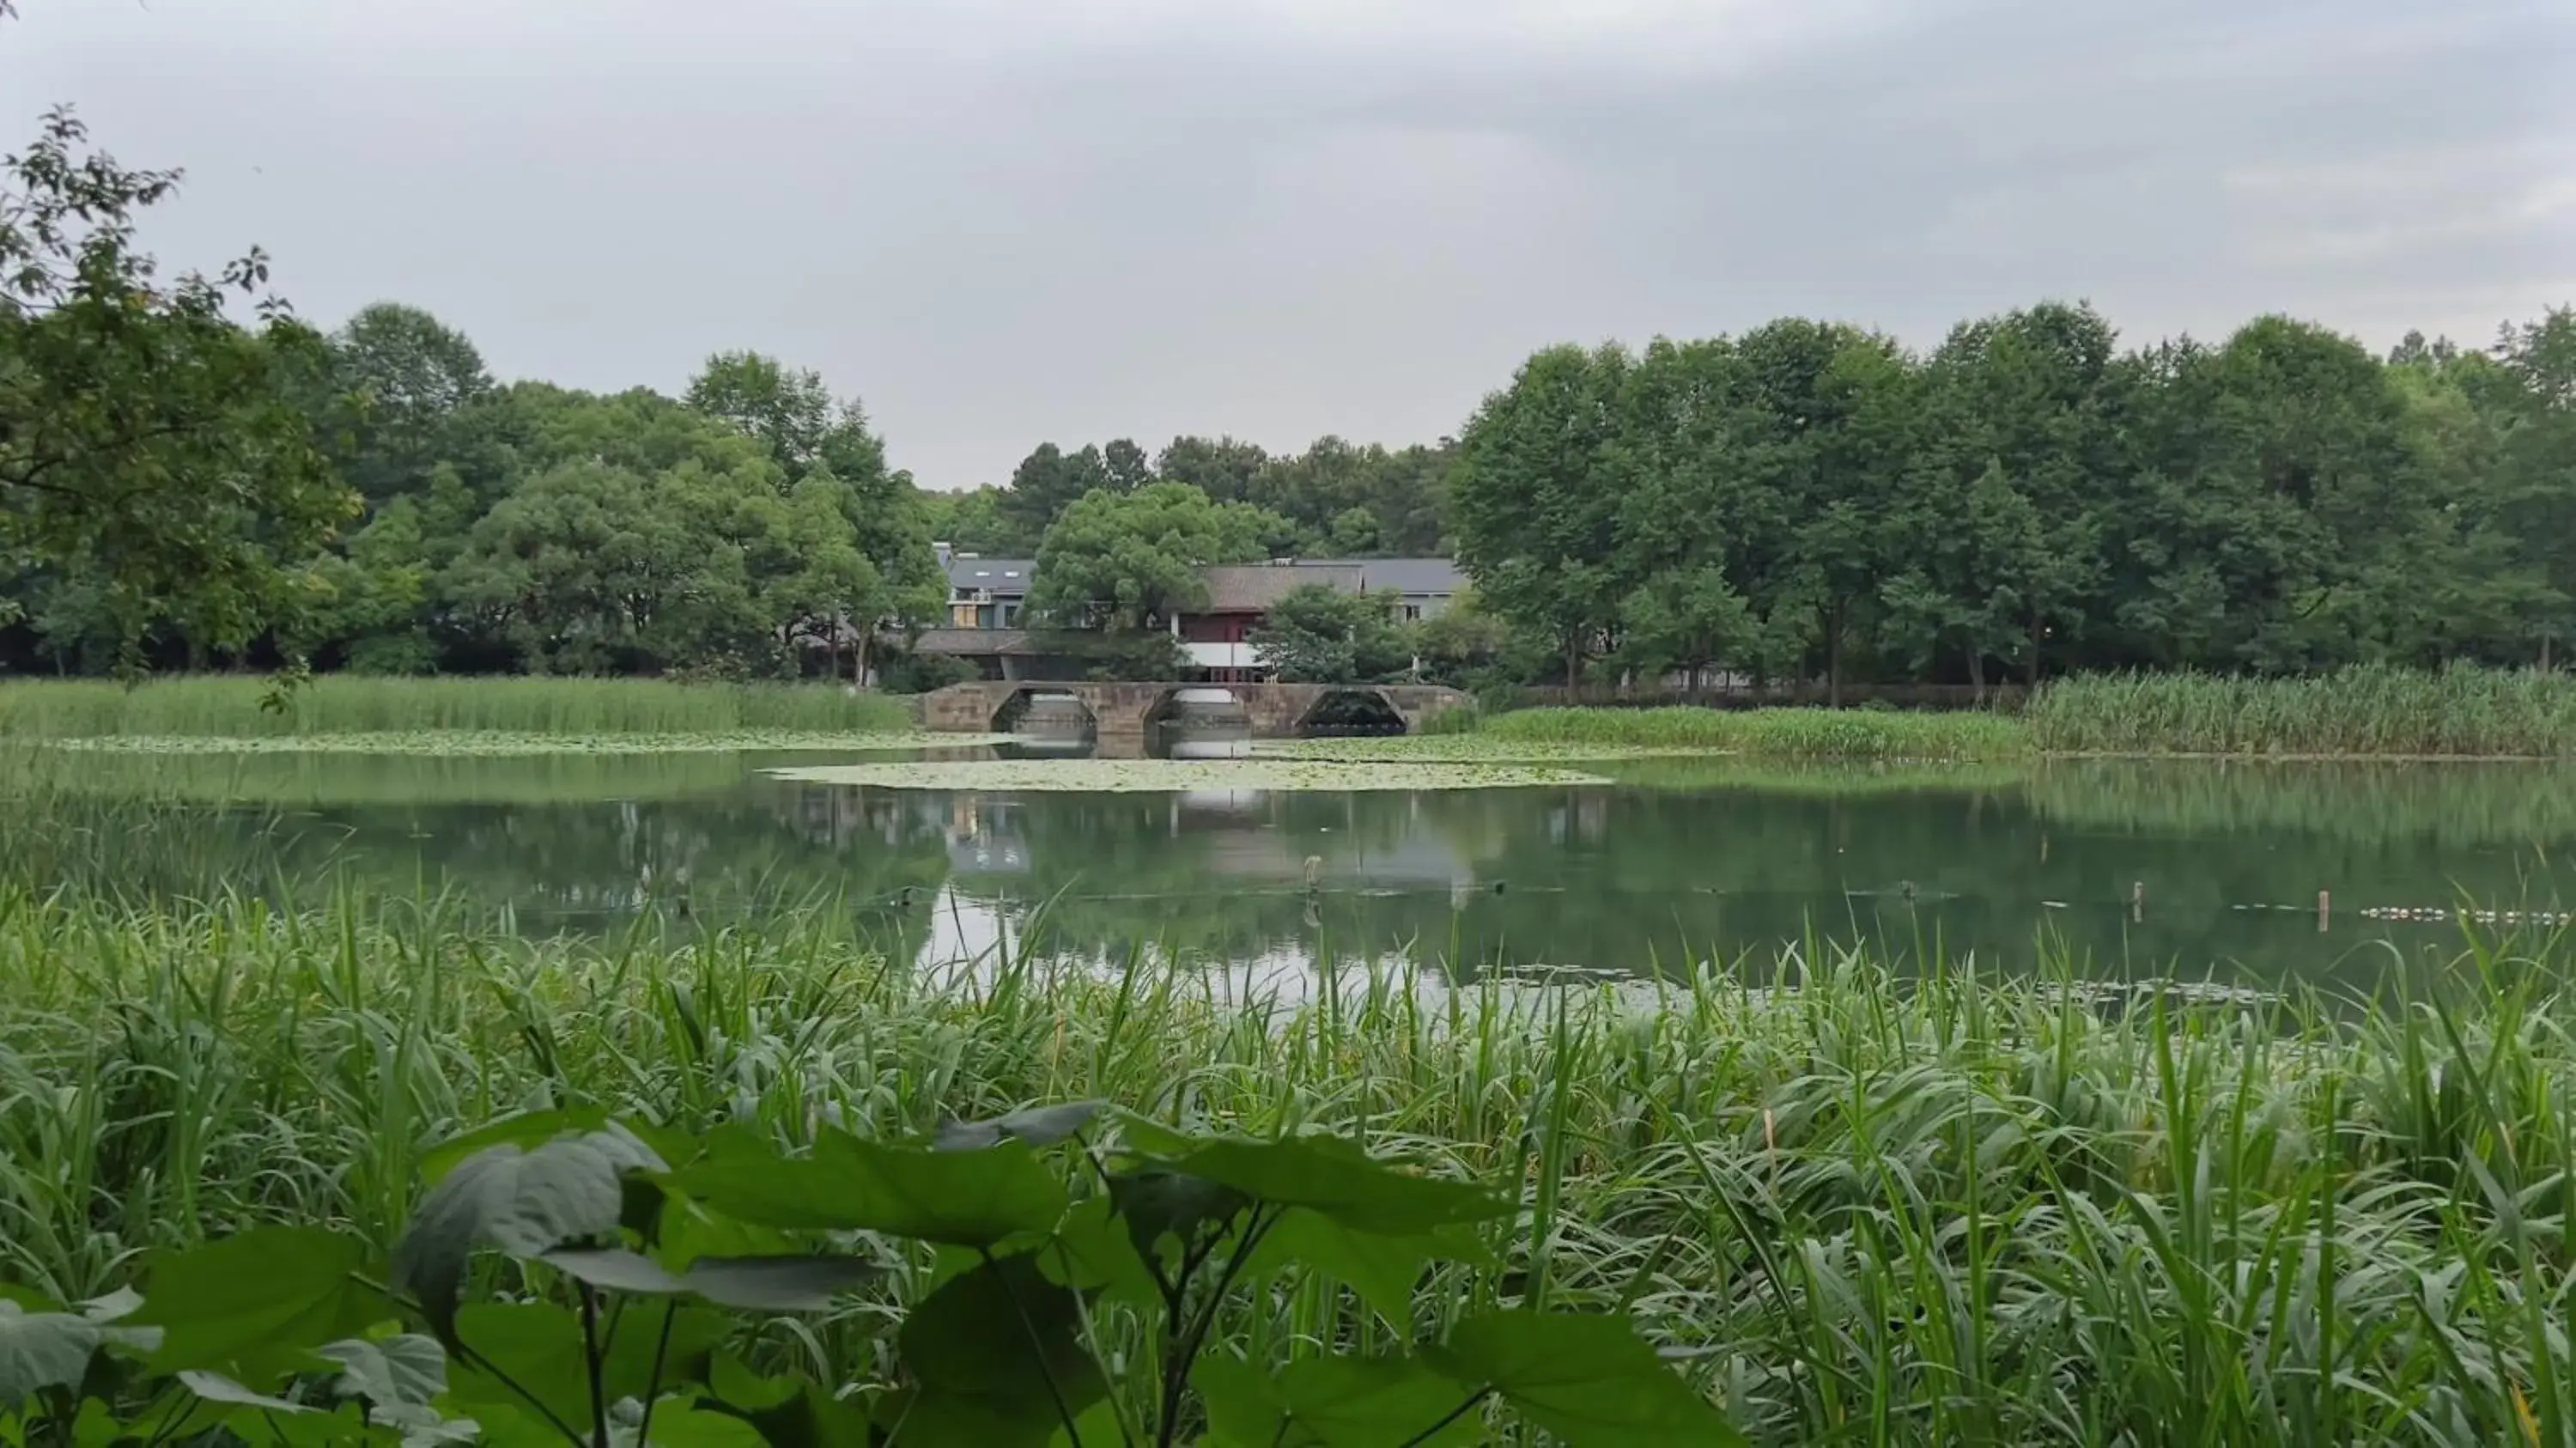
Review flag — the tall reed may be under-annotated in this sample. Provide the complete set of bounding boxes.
[0,676,914,739]
[1480,706,2031,760]
[1,889,2567,1445]
[2030,664,2576,757]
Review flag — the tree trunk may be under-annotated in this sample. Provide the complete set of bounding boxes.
[1564,636,1583,690]
[1826,601,1845,709]
[2026,606,2043,688]
[854,630,874,690]
[1967,648,1988,697]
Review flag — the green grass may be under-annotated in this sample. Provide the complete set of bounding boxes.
[0,676,914,739]
[1468,706,2032,761]
[2029,664,2576,757]
[1,887,2571,1445]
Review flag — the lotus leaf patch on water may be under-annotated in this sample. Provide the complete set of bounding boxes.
[764,758,1611,792]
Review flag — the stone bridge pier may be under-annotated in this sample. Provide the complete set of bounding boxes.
[918,681,1471,739]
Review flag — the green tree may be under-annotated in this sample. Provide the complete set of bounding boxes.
[1028,482,1279,632]
[1251,583,1414,683]
[921,484,1016,555]
[1000,441,1115,550]
[328,301,493,504]
[1,106,355,666]
[1618,563,1759,693]
[1891,304,2117,686]
[1450,344,1635,683]
[2492,308,2576,665]
[684,350,945,630]
[1155,435,1269,505]
[683,350,837,478]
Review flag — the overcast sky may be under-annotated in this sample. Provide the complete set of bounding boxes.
[7,0,2571,490]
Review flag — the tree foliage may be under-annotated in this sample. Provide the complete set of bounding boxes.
[1451,302,2576,687]
[1028,483,1283,632]
[1,107,355,668]
[1249,583,1414,684]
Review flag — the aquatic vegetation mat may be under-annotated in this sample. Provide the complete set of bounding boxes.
[768,757,1611,791]
[41,730,997,756]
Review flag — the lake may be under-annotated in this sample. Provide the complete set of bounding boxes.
[35,745,2576,987]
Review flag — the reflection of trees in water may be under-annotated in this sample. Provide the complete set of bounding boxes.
[939,776,2554,987]
[34,760,2576,987]
[58,779,955,954]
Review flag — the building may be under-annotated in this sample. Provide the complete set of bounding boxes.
[1181,564,1363,682]
[1305,557,1465,623]
[912,547,1465,684]
[938,546,1035,630]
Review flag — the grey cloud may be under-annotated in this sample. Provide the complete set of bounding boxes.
[3,0,2567,488]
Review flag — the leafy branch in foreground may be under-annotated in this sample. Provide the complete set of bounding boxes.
[1,1102,1742,1446]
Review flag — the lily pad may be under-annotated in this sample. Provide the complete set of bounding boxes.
[764,758,1609,793]
[46,731,1000,757]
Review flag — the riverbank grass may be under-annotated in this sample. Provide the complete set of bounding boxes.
[0,891,2566,1445]
[1428,704,2031,760]
[2028,663,2576,757]
[0,675,914,739]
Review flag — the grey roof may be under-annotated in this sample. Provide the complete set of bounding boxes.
[1304,558,1463,596]
[1200,564,1364,612]
[908,628,1037,656]
[944,557,1037,592]
[939,555,1461,603]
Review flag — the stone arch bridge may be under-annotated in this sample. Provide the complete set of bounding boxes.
[918,681,1470,739]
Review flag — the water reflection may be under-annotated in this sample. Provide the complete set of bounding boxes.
[30,751,2576,989]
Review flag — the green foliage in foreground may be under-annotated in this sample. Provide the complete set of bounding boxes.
[1475,705,2031,760]
[2029,664,2576,757]
[0,1106,1728,1446]
[0,677,913,739]
[2,894,2573,1444]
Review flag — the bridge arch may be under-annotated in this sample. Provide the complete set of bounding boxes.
[992,686,1097,741]
[1293,687,1409,738]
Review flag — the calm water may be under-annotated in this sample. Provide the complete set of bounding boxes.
[46,748,2576,986]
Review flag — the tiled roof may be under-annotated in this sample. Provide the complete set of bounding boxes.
[908,628,1038,655]
[1200,564,1364,612]
[943,557,1037,591]
[1309,557,1465,596]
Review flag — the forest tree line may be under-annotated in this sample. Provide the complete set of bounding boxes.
[1449,304,2576,692]
[7,106,2572,687]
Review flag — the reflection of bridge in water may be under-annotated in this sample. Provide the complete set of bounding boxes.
[918,680,1469,739]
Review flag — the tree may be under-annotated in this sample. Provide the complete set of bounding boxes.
[1027,482,1279,632]
[1449,344,1635,683]
[1102,436,1156,491]
[683,350,836,479]
[922,484,1016,555]
[1156,435,1269,505]
[1,106,355,666]
[2489,307,2576,664]
[328,302,493,503]
[999,442,1115,549]
[684,350,944,629]
[1892,303,2117,686]
[1618,563,1759,693]
[1251,584,1413,683]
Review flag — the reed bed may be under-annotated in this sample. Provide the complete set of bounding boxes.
[2029,665,2576,757]
[1,889,2570,1445]
[0,675,914,739]
[1479,706,2032,761]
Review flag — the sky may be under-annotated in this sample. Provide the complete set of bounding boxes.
[6,0,2571,490]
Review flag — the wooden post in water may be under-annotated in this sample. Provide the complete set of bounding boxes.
[2131,880,2145,924]
[2318,890,2331,933]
